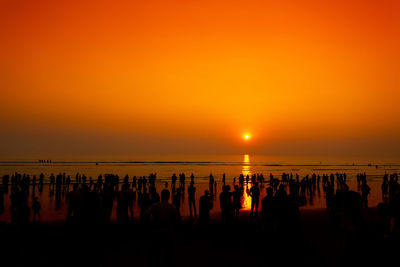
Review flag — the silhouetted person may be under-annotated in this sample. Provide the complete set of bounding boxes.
[32,175,37,191]
[209,174,214,196]
[32,197,40,222]
[49,173,55,191]
[262,187,275,228]
[199,190,213,225]
[173,188,182,217]
[66,184,81,222]
[382,174,389,199]
[331,188,363,230]
[171,173,177,187]
[116,184,130,223]
[39,173,44,192]
[145,189,179,227]
[0,186,4,215]
[389,184,400,235]
[361,180,370,207]
[10,186,30,224]
[2,175,9,194]
[132,176,137,189]
[127,186,135,220]
[249,182,260,216]
[144,189,179,267]
[140,187,150,221]
[275,184,287,201]
[179,173,186,188]
[101,184,115,223]
[219,185,232,223]
[274,184,288,226]
[188,181,197,218]
[232,185,241,217]
[149,186,160,205]
[65,175,71,191]
[325,181,334,212]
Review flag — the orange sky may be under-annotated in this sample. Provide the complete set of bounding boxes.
[1,0,399,158]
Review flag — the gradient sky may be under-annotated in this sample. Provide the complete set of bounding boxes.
[1,0,399,159]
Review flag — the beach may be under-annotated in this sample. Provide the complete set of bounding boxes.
[0,156,397,223]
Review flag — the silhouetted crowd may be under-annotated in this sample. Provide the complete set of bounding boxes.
[1,172,400,238]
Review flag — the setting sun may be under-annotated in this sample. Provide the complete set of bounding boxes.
[244,134,250,140]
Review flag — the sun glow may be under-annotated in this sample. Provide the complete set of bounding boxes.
[243,134,250,140]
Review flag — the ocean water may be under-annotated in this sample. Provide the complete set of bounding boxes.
[0,154,398,223]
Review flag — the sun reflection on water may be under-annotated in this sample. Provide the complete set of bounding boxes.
[241,154,252,210]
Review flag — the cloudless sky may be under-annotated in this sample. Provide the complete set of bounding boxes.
[1,0,399,159]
